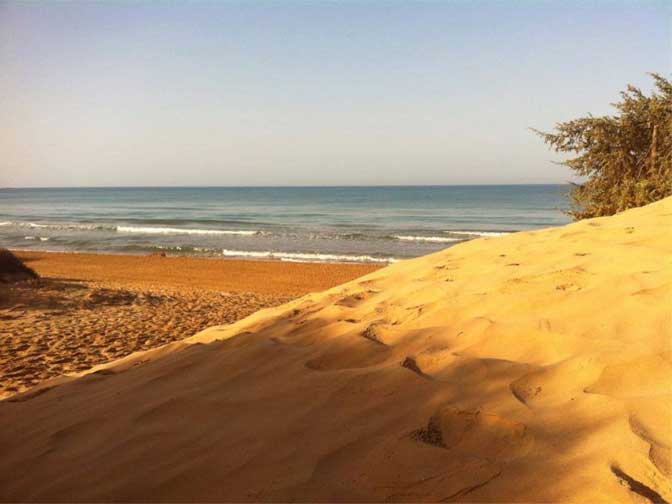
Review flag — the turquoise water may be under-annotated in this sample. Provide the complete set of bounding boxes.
[0,185,571,263]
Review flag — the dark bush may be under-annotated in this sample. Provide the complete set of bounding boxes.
[0,249,39,283]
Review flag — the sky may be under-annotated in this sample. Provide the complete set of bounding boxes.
[1,0,669,188]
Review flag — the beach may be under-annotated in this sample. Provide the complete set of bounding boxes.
[0,251,379,398]
[1,198,670,502]
[2,1,668,500]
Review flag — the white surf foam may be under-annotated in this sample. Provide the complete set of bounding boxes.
[0,221,103,231]
[0,221,49,228]
[394,235,461,243]
[24,236,50,241]
[116,226,259,236]
[0,221,261,236]
[445,230,511,237]
[220,249,397,264]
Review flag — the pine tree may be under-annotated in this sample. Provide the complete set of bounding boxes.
[533,73,672,220]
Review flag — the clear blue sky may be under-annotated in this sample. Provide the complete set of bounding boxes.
[1,0,669,187]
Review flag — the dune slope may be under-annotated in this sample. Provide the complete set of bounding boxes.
[1,198,671,502]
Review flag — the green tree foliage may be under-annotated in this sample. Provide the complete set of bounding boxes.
[534,73,671,220]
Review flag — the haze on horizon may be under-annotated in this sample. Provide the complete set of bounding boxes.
[1,0,669,188]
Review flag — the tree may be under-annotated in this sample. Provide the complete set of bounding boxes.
[533,73,671,220]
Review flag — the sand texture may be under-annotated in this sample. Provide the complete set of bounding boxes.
[1,198,671,502]
[0,253,377,399]
[0,280,292,399]
[12,251,380,296]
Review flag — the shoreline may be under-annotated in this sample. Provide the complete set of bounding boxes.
[9,246,399,265]
[6,246,400,268]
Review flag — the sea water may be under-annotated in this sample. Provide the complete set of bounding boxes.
[0,185,570,263]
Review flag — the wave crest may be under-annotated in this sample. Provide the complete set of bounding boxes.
[394,235,460,243]
[220,249,396,264]
[116,226,259,236]
[445,230,511,237]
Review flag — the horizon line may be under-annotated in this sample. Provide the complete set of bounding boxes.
[1,182,572,190]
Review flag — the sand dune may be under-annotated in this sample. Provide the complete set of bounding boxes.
[1,198,671,502]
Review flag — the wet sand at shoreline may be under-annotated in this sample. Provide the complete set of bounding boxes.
[11,250,381,295]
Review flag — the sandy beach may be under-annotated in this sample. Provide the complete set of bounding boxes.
[1,198,670,502]
[0,251,379,398]
[2,1,668,500]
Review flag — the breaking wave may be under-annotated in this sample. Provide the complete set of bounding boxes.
[220,249,397,264]
[445,230,511,237]
[394,235,461,243]
[115,226,259,236]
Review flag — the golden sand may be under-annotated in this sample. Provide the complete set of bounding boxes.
[0,199,670,502]
[0,252,379,398]
[12,250,380,295]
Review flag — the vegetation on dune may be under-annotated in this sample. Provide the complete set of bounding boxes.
[534,73,672,220]
[0,249,38,283]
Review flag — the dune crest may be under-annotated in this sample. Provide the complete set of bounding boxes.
[1,198,671,502]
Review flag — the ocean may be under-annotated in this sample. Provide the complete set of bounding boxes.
[0,185,571,263]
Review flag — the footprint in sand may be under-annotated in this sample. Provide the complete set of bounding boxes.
[415,407,533,462]
[335,290,379,308]
[610,465,668,504]
[510,355,603,409]
[361,324,387,346]
[401,356,433,380]
[555,283,581,291]
[629,414,672,477]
